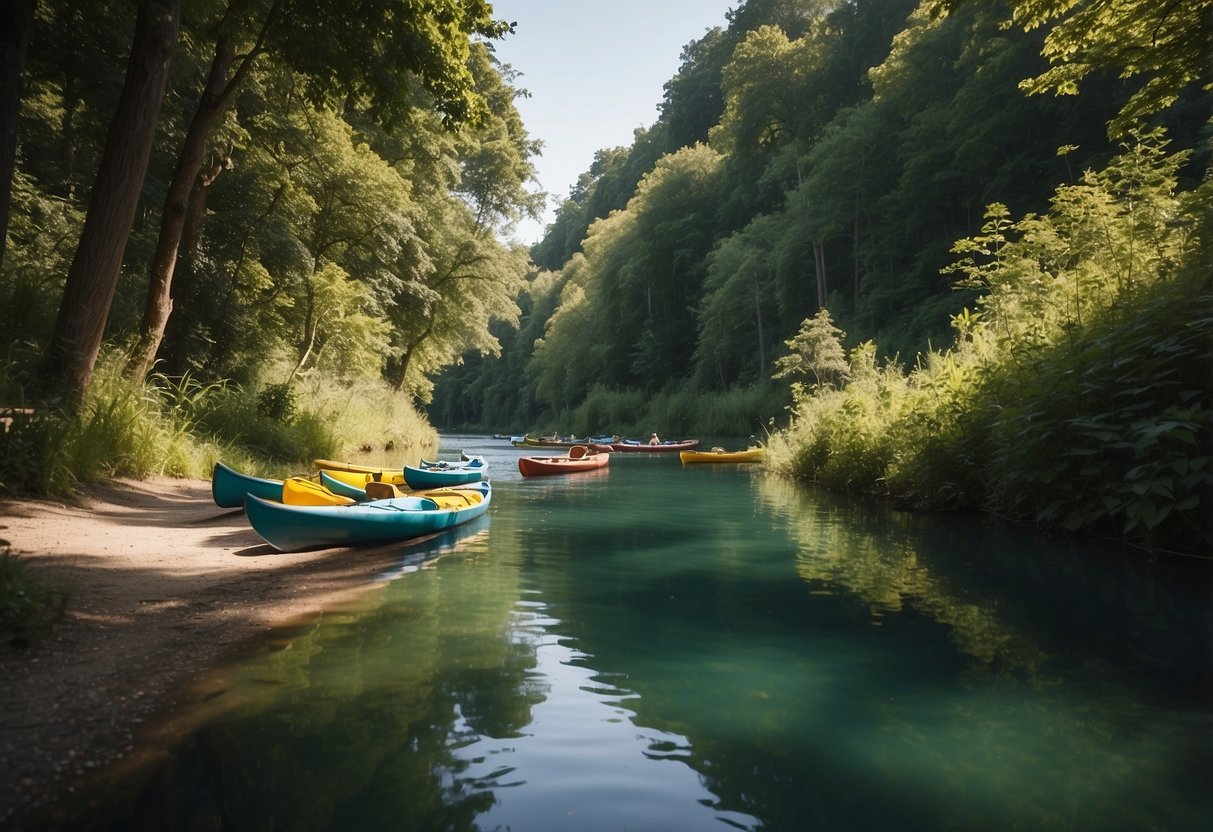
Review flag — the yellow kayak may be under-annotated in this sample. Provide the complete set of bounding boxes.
[314,461,407,487]
[679,447,766,464]
[282,476,356,506]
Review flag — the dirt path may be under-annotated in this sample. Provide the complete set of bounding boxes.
[0,476,414,829]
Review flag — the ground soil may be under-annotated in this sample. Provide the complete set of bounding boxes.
[0,476,414,830]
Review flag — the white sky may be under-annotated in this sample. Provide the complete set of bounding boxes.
[487,0,737,245]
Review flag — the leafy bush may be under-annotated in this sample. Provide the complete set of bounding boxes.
[257,382,298,423]
[772,132,1212,556]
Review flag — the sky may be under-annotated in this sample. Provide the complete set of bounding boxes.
[486,0,738,245]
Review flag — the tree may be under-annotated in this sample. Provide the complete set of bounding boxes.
[45,0,180,395]
[127,0,280,380]
[0,0,36,271]
[695,213,782,387]
[927,0,1213,135]
[773,308,848,393]
[127,0,513,380]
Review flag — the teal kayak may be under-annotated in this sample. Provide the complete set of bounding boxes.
[244,481,491,552]
[403,463,485,490]
[212,461,283,508]
[319,469,369,501]
[420,454,488,471]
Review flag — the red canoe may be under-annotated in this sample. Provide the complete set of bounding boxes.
[596,438,700,453]
[518,445,611,477]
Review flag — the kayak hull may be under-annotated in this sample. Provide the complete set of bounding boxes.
[212,461,282,508]
[518,449,610,477]
[679,447,765,464]
[404,464,485,490]
[317,466,407,488]
[245,482,491,552]
[596,439,700,453]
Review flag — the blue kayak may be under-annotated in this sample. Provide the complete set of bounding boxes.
[404,462,485,490]
[212,461,283,507]
[244,481,491,552]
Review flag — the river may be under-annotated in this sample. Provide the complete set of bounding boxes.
[76,434,1212,830]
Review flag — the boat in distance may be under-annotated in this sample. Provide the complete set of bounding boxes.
[245,481,491,552]
[680,446,766,464]
[511,434,600,448]
[592,438,701,453]
[518,445,610,477]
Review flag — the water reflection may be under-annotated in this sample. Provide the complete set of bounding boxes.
[749,475,1212,831]
[450,599,760,831]
[63,436,1212,832]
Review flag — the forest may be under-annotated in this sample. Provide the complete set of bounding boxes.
[0,0,1208,555]
[0,0,540,488]
[429,0,1210,555]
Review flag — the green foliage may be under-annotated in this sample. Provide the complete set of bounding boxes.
[773,309,849,395]
[0,543,71,650]
[270,0,511,129]
[0,406,73,495]
[10,1,539,416]
[773,134,1211,555]
[256,382,297,423]
[0,170,80,345]
[0,347,435,494]
[928,0,1213,135]
[561,382,780,439]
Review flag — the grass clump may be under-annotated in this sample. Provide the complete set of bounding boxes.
[0,542,70,649]
[0,352,438,494]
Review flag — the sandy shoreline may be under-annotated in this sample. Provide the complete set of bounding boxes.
[0,476,414,829]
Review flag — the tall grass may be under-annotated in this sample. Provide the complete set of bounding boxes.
[0,352,439,495]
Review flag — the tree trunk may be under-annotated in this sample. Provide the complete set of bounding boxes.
[128,36,238,380]
[394,346,414,392]
[394,327,432,393]
[812,237,827,309]
[0,0,36,271]
[46,0,180,395]
[180,156,227,255]
[755,282,765,378]
[852,212,860,305]
[288,269,320,382]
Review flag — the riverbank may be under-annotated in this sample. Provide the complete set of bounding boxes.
[0,476,409,829]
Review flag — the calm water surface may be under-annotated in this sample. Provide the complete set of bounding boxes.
[78,434,1211,830]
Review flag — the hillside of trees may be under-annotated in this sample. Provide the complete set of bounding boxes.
[429,0,1209,554]
[431,0,1207,430]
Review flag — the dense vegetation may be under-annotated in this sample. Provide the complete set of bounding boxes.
[0,0,541,493]
[0,0,1207,563]
[431,0,1209,555]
